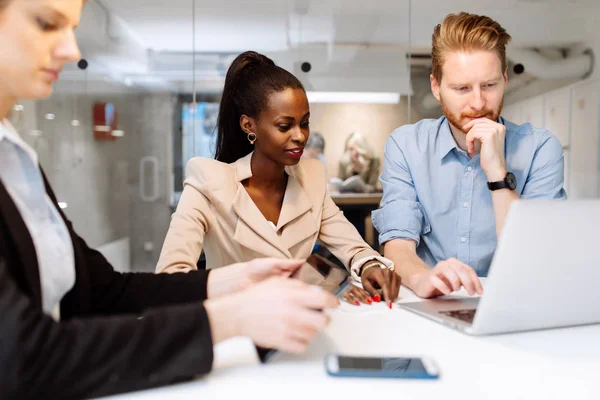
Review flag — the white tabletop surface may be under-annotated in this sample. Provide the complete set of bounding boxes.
[101,279,600,399]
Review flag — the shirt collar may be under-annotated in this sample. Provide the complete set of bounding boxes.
[0,118,39,165]
[436,116,508,160]
[437,117,459,160]
[0,119,14,142]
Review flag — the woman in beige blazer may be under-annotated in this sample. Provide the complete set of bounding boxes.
[157,51,400,307]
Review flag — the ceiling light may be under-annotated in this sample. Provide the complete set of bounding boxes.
[306,91,400,104]
[45,113,56,120]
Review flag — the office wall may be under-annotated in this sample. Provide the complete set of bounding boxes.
[504,78,579,106]
[10,91,133,249]
[10,88,175,274]
[127,94,176,273]
[502,79,600,199]
[309,97,422,180]
[591,44,600,81]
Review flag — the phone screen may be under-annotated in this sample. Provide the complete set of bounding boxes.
[338,356,428,374]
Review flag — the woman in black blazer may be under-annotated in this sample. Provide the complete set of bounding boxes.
[0,0,338,398]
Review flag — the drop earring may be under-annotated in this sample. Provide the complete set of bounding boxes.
[247,132,257,145]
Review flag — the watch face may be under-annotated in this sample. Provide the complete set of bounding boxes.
[506,172,517,190]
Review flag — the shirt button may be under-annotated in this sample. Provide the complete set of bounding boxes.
[463,202,469,207]
[461,237,467,243]
[467,166,473,172]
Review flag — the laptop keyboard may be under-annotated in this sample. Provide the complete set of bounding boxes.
[440,309,476,324]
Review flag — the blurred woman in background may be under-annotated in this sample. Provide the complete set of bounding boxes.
[338,131,381,192]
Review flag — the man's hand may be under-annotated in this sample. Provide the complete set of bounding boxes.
[463,118,507,181]
[409,258,483,299]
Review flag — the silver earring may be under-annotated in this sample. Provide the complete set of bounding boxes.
[247,132,257,145]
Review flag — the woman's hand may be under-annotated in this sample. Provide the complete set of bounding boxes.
[343,266,401,309]
[205,277,340,352]
[207,258,305,298]
[343,284,378,305]
[362,266,401,309]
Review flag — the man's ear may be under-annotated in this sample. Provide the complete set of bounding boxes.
[430,74,441,102]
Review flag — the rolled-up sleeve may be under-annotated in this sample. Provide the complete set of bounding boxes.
[522,131,567,200]
[372,135,428,246]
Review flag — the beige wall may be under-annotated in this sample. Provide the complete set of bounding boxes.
[309,97,422,179]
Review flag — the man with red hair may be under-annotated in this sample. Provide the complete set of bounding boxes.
[373,12,566,299]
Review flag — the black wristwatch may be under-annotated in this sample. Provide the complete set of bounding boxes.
[487,172,517,191]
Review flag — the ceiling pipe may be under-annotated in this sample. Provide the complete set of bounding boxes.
[508,48,594,80]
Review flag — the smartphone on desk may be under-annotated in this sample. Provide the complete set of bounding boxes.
[325,354,440,380]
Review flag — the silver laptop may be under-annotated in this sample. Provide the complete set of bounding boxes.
[401,200,600,335]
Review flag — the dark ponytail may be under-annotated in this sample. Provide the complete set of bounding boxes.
[214,51,305,163]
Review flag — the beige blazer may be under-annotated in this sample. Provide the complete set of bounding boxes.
[156,152,389,279]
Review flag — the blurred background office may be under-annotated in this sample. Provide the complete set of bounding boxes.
[10,0,599,272]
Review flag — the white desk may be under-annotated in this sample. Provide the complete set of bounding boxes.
[101,280,600,399]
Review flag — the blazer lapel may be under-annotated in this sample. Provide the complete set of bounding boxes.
[277,175,318,251]
[231,153,292,258]
[0,179,42,307]
[232,185,292,258]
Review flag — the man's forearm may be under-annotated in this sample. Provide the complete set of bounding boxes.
[383,240,430,290]
[491,189,520,237]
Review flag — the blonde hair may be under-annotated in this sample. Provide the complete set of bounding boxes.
[431,12,512,83]
[342,131,375,166]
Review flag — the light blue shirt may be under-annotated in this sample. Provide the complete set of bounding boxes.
[372,116,567,276]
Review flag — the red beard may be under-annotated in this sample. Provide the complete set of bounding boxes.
[441,96,504,134]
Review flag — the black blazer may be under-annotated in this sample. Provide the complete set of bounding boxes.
[0,172,215,399]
